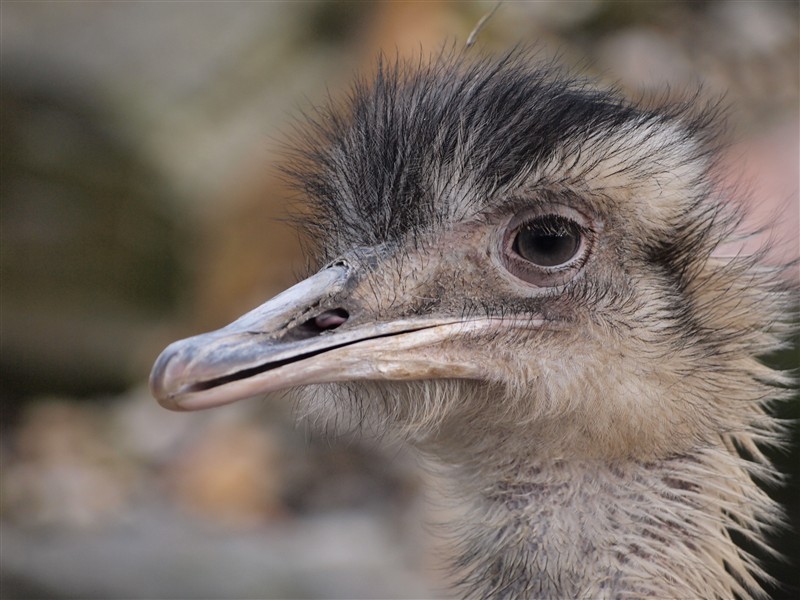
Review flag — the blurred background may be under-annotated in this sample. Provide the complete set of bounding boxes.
[1,1,798,598]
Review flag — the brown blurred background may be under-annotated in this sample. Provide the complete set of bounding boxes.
[1,2,798,598]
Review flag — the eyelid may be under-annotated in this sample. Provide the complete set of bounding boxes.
[504,203,592,233]
[498,205,595,287]
[517,214,587,238]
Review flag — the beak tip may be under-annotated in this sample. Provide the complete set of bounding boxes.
[149,345,185,411]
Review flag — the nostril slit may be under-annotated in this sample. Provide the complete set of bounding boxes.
[314,308,349,331]
[284,308,349,342]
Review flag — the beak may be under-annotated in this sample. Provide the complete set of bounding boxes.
[150,264,497,412]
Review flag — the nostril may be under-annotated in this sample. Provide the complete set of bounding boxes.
[314,308,349,331]
[283,308,349,342]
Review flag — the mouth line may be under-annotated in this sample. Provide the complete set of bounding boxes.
[183,323,440,394]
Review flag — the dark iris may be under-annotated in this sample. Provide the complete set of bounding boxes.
[513,215,582,267]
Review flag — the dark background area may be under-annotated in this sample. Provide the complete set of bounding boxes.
[1,2,798,598]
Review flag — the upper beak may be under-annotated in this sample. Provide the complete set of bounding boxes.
[150,264,495,412]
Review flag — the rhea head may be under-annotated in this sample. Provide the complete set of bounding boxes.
[150,52,788,469]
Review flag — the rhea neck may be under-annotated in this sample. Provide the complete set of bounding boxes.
[429,433,765,599]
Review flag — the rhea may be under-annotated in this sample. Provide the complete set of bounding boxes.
[150,54,792,598]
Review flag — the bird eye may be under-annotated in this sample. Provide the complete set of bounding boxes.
[499,207,593,287]
[513,215,582,268]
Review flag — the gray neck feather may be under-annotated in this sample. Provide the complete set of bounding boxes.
[442,450,774,599]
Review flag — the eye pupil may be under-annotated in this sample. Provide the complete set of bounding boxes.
[514,215,582,267]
